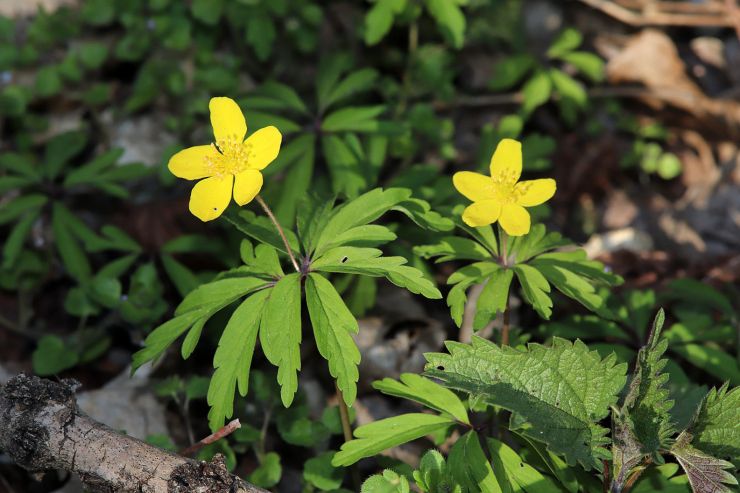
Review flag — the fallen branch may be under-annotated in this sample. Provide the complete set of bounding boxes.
[577,0,739,28]
[0,374,268,493]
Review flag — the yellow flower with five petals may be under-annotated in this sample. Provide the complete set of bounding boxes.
[453,138,556,236]
[168,97,282,221]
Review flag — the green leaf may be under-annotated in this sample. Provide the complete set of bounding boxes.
[304,452,345,491]
[687,384,740,470]
[274,135,315,227]
[175,277,268,316]
[2,209,39,269]
[44,129,88,180]
[612,310,675,490]
[52,203,91,282]
[392,198,454,232]
[245,10,275,61]
[670,432,737,493]
[63,148,123,187]
[260,273,302,407]
[415,236,491,263]
[132,310,205,370]
[77,42,108,70]
[547,28,582,58]
[424,0,466,49]
[322,106,387,133]
[313,247,441,299]
[207,290,269,431]
[487,438,562,493]
[521,71,552,116]
[323,68,379,111]
[322,134,367,198]
[305,273,360,405]
[313,188,411,255]
[561,52,604,83]
[413,450,457,493]
[248,452,282,488]
[362,470,410,493]
[191,0,223,25]
[0,194,47,225]
[513,264,553,319]
[32,335,79,376]
[225,210,301,256]
[448,431,502,493]
[489,54,536,91]
[425,336,628,469]
[332,413,454,467]
[373,373,469,424]
[473,268,513,331]
[549,69,586,108]
[364,0,406,46]
[160,254,199,297]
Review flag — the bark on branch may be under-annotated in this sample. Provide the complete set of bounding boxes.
[0,374,269,493]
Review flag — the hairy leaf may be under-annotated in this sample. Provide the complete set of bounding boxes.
[425,337,628,469]
[671,432,737,493]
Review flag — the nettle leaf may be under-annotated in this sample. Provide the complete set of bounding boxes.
[313,246,441,299]
[413,450,455,493]
[332,413,454,467]
[425,336,628,469]
[685,384,740,470]
[260,273,302,407]
[612,310,675,490]
[305,273,360,405]
[671,433,737,493]
[362,470,410,493]
[373,373,469,425]
[207,290,269,431]
[448,431,502,493]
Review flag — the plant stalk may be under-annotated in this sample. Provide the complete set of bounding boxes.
[335,382,361,490]
[499,225,511,346]
[255,195,300,273]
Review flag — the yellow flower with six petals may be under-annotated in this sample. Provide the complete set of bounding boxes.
[453,138,556,236]
[168,97,282,221]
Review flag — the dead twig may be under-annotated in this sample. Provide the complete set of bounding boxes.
[577,0,739,29]
[179,419,242,457]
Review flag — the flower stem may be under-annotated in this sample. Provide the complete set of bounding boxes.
[335,382,361,490]
[498,225,511,346]
[255,195,300,273]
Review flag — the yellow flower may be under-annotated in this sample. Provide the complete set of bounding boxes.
[453,138,556,236]
[168,97,282,221]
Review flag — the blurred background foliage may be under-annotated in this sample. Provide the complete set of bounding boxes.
[0,0,738,491]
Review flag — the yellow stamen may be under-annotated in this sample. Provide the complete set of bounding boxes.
[203,134,254,178]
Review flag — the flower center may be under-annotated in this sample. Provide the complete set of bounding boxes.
[203,134,253,178]
[486,170,522,203]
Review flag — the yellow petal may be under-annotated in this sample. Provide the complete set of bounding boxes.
[233,169,263,205]
[189,175,233,222]
[168,145,217,180]
[453,171,492,202]
[498,203,530,236]
[461,200,502,227]
[209,97,247,143]
[489,138,522,183]
[516,178,556,207]
[244,126,282,170]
